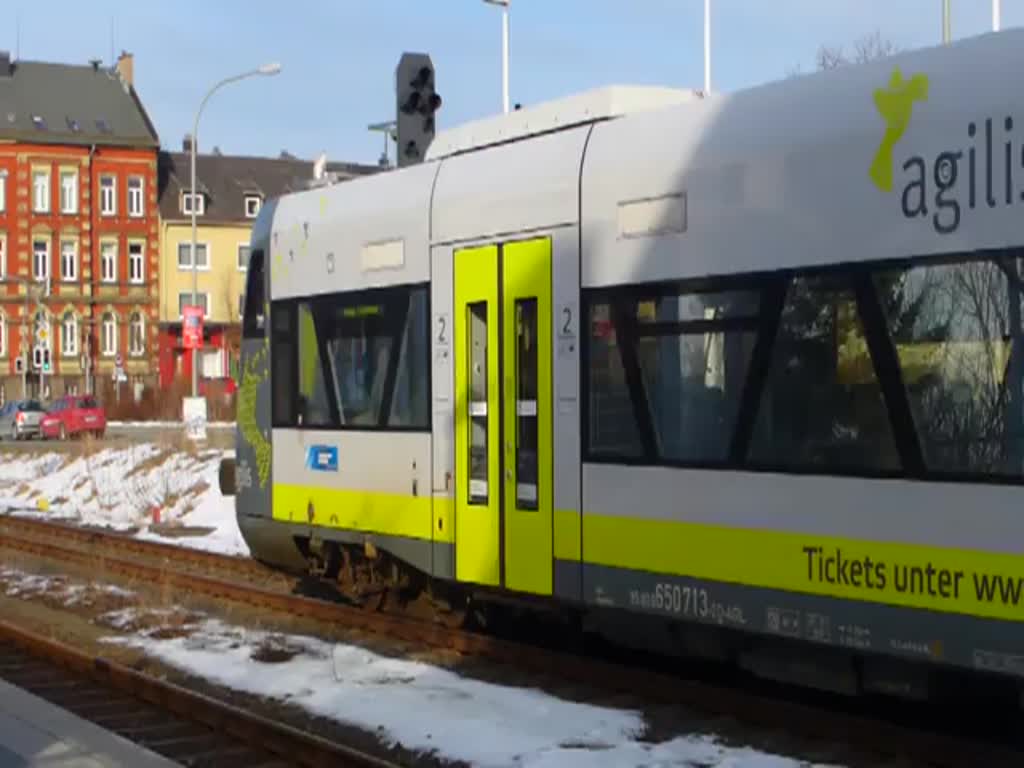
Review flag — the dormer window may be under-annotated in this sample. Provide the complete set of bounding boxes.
[182,192,204,216]
[244,194,261,218]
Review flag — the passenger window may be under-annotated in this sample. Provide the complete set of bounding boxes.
[271,303,296,425]
[242,248,266,339]
[749,275,899,471]
[297,302,332,427]
[586,302,644,458]
[876,255,1024,476]
[388,287,430,429]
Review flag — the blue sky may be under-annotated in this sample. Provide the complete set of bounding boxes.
[6,1,1023,164]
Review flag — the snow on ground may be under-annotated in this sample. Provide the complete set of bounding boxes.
[100,612,845,768]
[0,562,843,768]
[0,443,247,556]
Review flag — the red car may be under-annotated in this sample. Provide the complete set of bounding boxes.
[40,395,106,440]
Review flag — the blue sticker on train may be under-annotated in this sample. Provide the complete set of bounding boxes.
[305,444,339,472]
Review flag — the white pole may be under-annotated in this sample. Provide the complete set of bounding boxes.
[502,3,510,113]
[703,0,711,94]
[942,0,951,43]
[993,0,1001,31]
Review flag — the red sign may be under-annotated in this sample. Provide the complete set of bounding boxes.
[182,305,204,350]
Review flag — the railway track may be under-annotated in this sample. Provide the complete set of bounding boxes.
[0,619,398,768]
[1,513,1021,768]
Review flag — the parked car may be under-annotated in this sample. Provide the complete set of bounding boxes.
[40,395,106,440]
[0,399,46,440]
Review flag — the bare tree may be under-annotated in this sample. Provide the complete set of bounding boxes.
[816,28,898,70]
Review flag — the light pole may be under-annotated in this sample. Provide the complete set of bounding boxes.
[704,0,711,94]
[189,62,281,399]
[942,0,951,43]
[993,0,1001,31]
[483,0,510,113]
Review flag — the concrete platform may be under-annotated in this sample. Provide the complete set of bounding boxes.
[0,679,180,767]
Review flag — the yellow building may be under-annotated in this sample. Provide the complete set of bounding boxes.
[156,142,377,389]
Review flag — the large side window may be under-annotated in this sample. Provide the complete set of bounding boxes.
[748,275,900,472]
[876,253,1024,476]
[270,284,430,431]
[242,248,266,339]
[586,283,763,463]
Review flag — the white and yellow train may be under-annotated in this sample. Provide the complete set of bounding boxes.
[223,28,1024,699]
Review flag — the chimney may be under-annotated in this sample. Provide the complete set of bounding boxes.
[183,134,194,153]
[0,51,10,77]
[116,50,133,86]
[89,58,102,72]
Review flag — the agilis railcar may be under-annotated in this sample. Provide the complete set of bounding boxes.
[221,29,1024,700]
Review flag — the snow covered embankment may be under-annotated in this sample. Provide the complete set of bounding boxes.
[0,443,247,556]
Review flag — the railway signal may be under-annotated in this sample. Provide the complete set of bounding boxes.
[395,52,441,167]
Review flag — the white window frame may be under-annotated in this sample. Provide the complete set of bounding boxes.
[178,292,209,318]
[59,170,78,214]
[61,312,77,356]
[32,169,50,213]
[0,233,6,279]
[60,239,78,282]
[99,175,116,216]
[181,192,204,216]
[100,240,117,283]
[128,241,144,284]
[237,243,250,271]
[101,313,117,357]
[177,242,209,270]
[127,176,144,218]
[128,312,145,357]
[32,239,49,281]
[0,171,7,213]
[244,195,261,218]
[0,314,6,357]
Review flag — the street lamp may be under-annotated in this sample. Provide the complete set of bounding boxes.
[482,0,510,114]
[189,62,281,399]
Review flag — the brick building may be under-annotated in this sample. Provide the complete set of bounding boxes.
[0,50,160,403]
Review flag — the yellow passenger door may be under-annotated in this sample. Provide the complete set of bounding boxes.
[453,237,553,596]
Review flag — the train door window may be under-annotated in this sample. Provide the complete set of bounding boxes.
[242,249,266,339]
[271,303,296,425]
[468,301,489,503]
[749,275,899,471]
[515,298,539,509]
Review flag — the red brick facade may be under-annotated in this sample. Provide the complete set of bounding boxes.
[0,143,159,402]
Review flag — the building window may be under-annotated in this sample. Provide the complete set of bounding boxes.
[100,241,117,283]
[238,294,245,319]
[129,312,144,356]
[0,171,8,213]
[181,192,204,216]
[61,312,77,356]
[178,292,209,317]
[237,244,250,271]
[101,313,116,357]
[0,314,5,357]
[32,170,50,213]
[0,234,6,278]
[128,242,144,284]
[60,170,78,214]
[177,242,208,269]
[60,239,77,281]
[32,239,49,281]
[100,175,116,216]
[244,195,261,218]
[127,176,143,217]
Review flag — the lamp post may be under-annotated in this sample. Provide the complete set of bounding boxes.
[483,0,510,114]
[942,0,951,43]
[189,62,281,399]
[993,0,1001,31]
[704,0,711,94]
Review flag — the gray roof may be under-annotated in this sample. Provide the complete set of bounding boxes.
[0,57,158,147]
[158,151,381,223]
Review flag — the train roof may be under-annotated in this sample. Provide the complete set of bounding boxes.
[264,27,1024,300]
